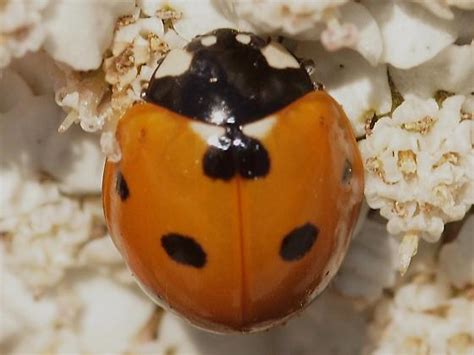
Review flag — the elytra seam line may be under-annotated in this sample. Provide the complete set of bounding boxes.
[236,176,246,325]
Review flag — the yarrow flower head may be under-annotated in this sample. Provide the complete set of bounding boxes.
[359,95,474,272]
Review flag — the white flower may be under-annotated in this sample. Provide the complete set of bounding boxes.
[0,68,61,219]
[1,64,103,196]
[9,52,60,95]
[296,42,392,137]
[219,0,348,39]
[104,15,166,98]
[2,198,100,291]
[70,273,155,353]
[137,0,164,17]
[77,236,134,285]
[1,0,137,71]
[162,28,188,49]
[336,1,383,65]
[55,6,171,161]
[359,95,474,268]
[0,74,64,175]
[440,213,474,289]
[363,0,458,69]
[456,9,474,43]
[1,247,155,354]
[42,0,136,70]
[418,0,474,20]
[0,67,107,291]
[334,216,399,304]
[0,0,48,68]
[0,245,58,348]
[2,1,474,353]
[56,69,111,133]
[272,291,368,355]
[168,0,236,40]
[42,128,103,195]
[218,0,384,65]
[369,259,474,355]
[137,0,237,41]
[390,43,474,99]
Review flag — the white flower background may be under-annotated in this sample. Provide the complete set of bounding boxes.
[1,0,473,354]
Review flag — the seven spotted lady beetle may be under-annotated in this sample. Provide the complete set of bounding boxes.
[102,29,364,332]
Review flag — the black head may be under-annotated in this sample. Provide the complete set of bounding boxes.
[145,28,314,127]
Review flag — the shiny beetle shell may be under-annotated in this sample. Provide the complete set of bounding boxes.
[102,29,364,332]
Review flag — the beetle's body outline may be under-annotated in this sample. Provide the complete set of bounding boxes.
[102,29,364,333]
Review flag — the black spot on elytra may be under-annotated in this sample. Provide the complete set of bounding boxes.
[280,223,319,261]
[203,128,270,180]
[116,171,129,201]
[145,28,313,127]
[238,136,270,179]
[203,135,235,180]
[342,159,353,184]
[161,234,206,268]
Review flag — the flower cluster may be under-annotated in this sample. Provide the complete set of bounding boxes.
[359,95,473,271]
[1,0,473,354]
[0,0,135,69]
[368,218,474,354]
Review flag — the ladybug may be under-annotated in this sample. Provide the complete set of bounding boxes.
[102,29,364,332]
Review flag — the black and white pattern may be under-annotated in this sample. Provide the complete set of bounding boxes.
[145,28,313,180]
[145,28,313,126]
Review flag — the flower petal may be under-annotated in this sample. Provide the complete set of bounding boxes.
[42,0,136,70]
[338,1,383,65]
[363,0,457,69]
[296,42,391,137]
[390,43,474,99]
[170,0,236,40]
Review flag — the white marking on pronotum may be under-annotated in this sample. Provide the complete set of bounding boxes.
[201,35,217,47]
[190,121,226,142]
[242,115,277,139]
[236,34,251,44]
[154,49,193,79]
[260,42,300,69]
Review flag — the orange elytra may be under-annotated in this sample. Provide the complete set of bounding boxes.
[102,29,364,332]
